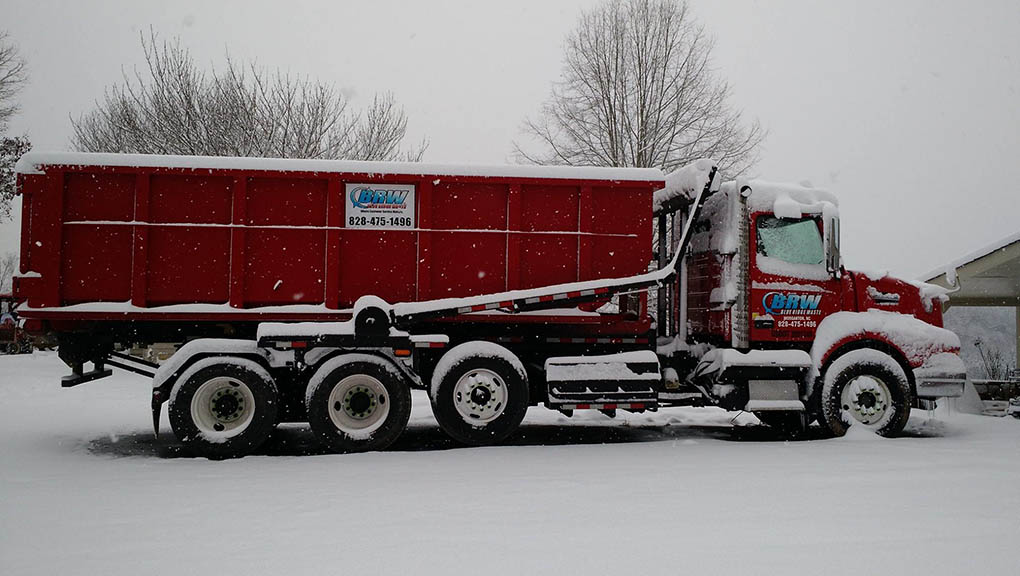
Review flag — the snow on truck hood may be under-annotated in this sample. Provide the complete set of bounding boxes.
[14,151,665,183]
[856,269,952,313]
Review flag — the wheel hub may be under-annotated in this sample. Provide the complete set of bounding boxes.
[326,374,391,434]
[841,376,890,425]
[470,385,492,406]
[211,390,243,420]
[341,386,377,419]
[190,376,257,437]
[453,369,508,425]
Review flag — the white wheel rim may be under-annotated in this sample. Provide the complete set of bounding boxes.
[191,376,256,438]
[327,374,391,435]
[841,375,891,426]
[453,368,508,425]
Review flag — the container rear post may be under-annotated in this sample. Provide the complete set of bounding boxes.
[657,213,668,337]
[39,172,65,308]
[17,173,32,275]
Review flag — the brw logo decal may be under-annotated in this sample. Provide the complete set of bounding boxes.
[762,292,822,315]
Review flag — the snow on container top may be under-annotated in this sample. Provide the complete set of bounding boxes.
[14,152,662,322]
[14,152,664,182]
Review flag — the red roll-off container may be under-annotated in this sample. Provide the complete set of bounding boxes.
[13,153,662,333]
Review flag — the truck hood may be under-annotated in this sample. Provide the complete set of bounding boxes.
[849,270,950,327]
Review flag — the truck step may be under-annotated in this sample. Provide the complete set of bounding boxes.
[745,399,805,412]
[545,351,660,409]
[694,349,812,382]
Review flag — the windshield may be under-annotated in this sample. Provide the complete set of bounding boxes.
[756,216,824,266]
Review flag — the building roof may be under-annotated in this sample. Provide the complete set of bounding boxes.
[923,232,1020,307]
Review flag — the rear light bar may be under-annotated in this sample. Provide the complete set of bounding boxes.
[413,341,447,348]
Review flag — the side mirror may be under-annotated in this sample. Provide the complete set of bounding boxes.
[824,215,841,277]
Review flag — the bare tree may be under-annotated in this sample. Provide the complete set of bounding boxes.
[1,31,29,220]
[0,31,27,133]
[0,135,30,220]
[0,251,17,293]
[73,33,426,161]
[516,0,763,175]
[975,338,1014,381]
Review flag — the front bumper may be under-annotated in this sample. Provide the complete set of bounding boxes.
[913,352,967,398]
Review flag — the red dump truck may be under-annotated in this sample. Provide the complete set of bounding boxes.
[13,152,966,458]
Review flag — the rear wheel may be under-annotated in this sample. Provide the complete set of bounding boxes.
[820,349,912,438]
[430,342,529,446]
[305,355,411,453]
[169,359,279,459]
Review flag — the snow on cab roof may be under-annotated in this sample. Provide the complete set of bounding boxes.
[741,179,839,216]
[15,151,666,183]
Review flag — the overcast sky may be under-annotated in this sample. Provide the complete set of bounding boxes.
[2,0,1018,279]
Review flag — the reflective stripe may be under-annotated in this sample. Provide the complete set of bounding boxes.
[557,403,646,410]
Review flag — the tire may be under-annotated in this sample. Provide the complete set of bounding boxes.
[754,411,807,438]
[169,359,279,459]
[305,355,412,453]
[820,349,913,438]
[430,342,529,446]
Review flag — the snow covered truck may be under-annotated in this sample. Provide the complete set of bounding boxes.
[12,152,966,458]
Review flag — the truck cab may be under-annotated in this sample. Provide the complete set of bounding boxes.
[665,176,966,435]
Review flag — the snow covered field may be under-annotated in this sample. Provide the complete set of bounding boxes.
[1,352,1016,576]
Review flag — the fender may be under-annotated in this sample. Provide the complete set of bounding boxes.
[303,347,421,389]
[808,310,963,398]
[150,339,274,438]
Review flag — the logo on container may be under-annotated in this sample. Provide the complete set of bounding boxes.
[762,292,822,315]
[350,187,409,209]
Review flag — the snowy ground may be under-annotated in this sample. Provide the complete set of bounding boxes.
[1,352,1017,576]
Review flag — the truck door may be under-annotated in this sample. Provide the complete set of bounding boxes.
[748,214,843,344]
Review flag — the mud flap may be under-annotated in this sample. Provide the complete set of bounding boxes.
[151,390,163,440]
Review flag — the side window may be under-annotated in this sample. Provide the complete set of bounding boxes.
[756,216,824,265]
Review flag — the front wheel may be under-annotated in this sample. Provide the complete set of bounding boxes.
[820,349,913,438]
[305,355,411,453]
[430,342,529,446]
[169,358,279,459]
